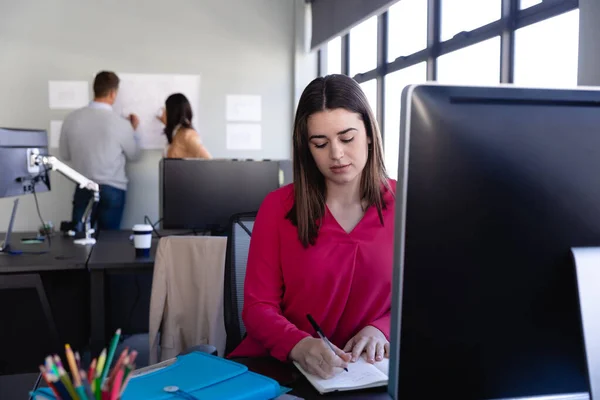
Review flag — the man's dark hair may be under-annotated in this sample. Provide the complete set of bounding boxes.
[93,71,120,98]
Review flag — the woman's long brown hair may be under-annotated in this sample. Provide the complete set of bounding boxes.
[286,74,390,247]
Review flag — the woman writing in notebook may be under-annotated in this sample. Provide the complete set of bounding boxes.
[229,74,395,380]
[159,93,212,159]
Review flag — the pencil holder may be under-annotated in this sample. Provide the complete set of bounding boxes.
[34,328,135,400]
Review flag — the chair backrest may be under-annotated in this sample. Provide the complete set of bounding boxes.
[149,235,228,363]
[224,212,256,356]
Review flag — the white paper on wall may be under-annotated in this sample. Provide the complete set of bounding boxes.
[48,81,89,109]
[226,123,262,150]
[226,95,261,122]
[49,120,63,149]
[113,73,201,149]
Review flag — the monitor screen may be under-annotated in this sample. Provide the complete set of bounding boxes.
[0,127,50,199]
[389,84,598,399]
[160,159,283,232]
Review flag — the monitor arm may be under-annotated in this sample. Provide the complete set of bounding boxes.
[29,149,99,245]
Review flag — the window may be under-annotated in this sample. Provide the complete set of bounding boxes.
[360,79,378,118]
[387,0,427,62]
[520,0,542,9]
[349,16,378,76]
[514,10,579,88]
[326,36,342,75]
[441,0,501,42]
[384,63,427,179]
[437,37,501,85]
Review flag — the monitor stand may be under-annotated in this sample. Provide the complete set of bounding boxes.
[0,198,19,254]
[571,247,600,400]
[73,218,96,245]
[0,242,11,254]
[73,196,97,245]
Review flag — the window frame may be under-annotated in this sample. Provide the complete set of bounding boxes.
[316,0,579,143]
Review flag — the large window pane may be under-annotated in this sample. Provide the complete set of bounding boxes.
[520,0,542,9]
[437,37,501,85]
[327,36,342,75]
[350,16,378,76]
[384,63,427,179]
[514,10,579,88]
[360,79,378,118]
[441,0,501,42]
[388,0,427,62]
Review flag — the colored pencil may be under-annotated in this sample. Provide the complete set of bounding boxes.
[81,370,95,400]
[110,368,124,400]
[107,348,128,387]
[88,358,97,385]
[126,350,138,365]
[38,366,61,399]
[47,371,72,400]
[95,377,102,400]
[100,329,121,384]
[55,356,78,400]
[76,385,89,400]
[46,356,59,376]
[75,352,82,370]
[65,344,82,387]
[95,349,107,379]
[119,369,134,397]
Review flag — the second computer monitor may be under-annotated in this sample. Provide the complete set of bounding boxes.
[389,84,599,399]
[0,127,50,199]
[160,159,286,233]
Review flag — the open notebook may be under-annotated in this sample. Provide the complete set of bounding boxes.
[294,356,389,394]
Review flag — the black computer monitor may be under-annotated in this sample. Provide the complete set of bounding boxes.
[0,127,51,198]
[160,159,285,233]
[389,84,599,400]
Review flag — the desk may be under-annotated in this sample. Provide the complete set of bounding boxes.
[236,357,392,400]
[0,232,92,374]
[88,230,158,354]
[0,232,91,273]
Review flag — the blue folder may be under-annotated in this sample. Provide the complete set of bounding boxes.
[32,351,284,400]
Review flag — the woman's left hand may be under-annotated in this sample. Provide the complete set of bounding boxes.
[343,325,390,363]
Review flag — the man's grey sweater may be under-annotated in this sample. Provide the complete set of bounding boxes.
[59,105,141,191]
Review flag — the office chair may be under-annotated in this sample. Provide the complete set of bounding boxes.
[149,236,227,363]
[224,212,256,356]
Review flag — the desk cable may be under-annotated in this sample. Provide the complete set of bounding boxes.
[31,167,52,248]
[145,215,163,238]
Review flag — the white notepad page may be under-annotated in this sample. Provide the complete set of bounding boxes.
[294,356,389,394]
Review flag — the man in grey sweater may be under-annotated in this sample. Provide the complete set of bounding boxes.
[59,71,141,231]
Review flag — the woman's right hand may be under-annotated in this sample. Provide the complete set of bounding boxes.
[289,337,350,379]
[156,107,166,125]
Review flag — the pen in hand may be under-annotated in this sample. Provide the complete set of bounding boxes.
[306,314,348,372]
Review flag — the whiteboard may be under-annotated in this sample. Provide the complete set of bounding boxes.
[113,73,201,150]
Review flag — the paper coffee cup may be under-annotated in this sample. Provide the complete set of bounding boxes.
[132,224,152,257]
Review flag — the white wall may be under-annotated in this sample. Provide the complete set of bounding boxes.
[578,0,600,86]
[0,0,299,231]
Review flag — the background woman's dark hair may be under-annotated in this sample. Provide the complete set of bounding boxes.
[164,93,193,144]
[286,74,390,248]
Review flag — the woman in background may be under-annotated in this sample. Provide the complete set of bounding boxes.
[159,93,212,159]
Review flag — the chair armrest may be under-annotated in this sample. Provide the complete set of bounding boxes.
[179,344,218,357]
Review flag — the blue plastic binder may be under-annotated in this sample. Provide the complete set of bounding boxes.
[32,351,284,400]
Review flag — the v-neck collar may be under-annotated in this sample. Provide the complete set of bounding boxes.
[325,203,372,236]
